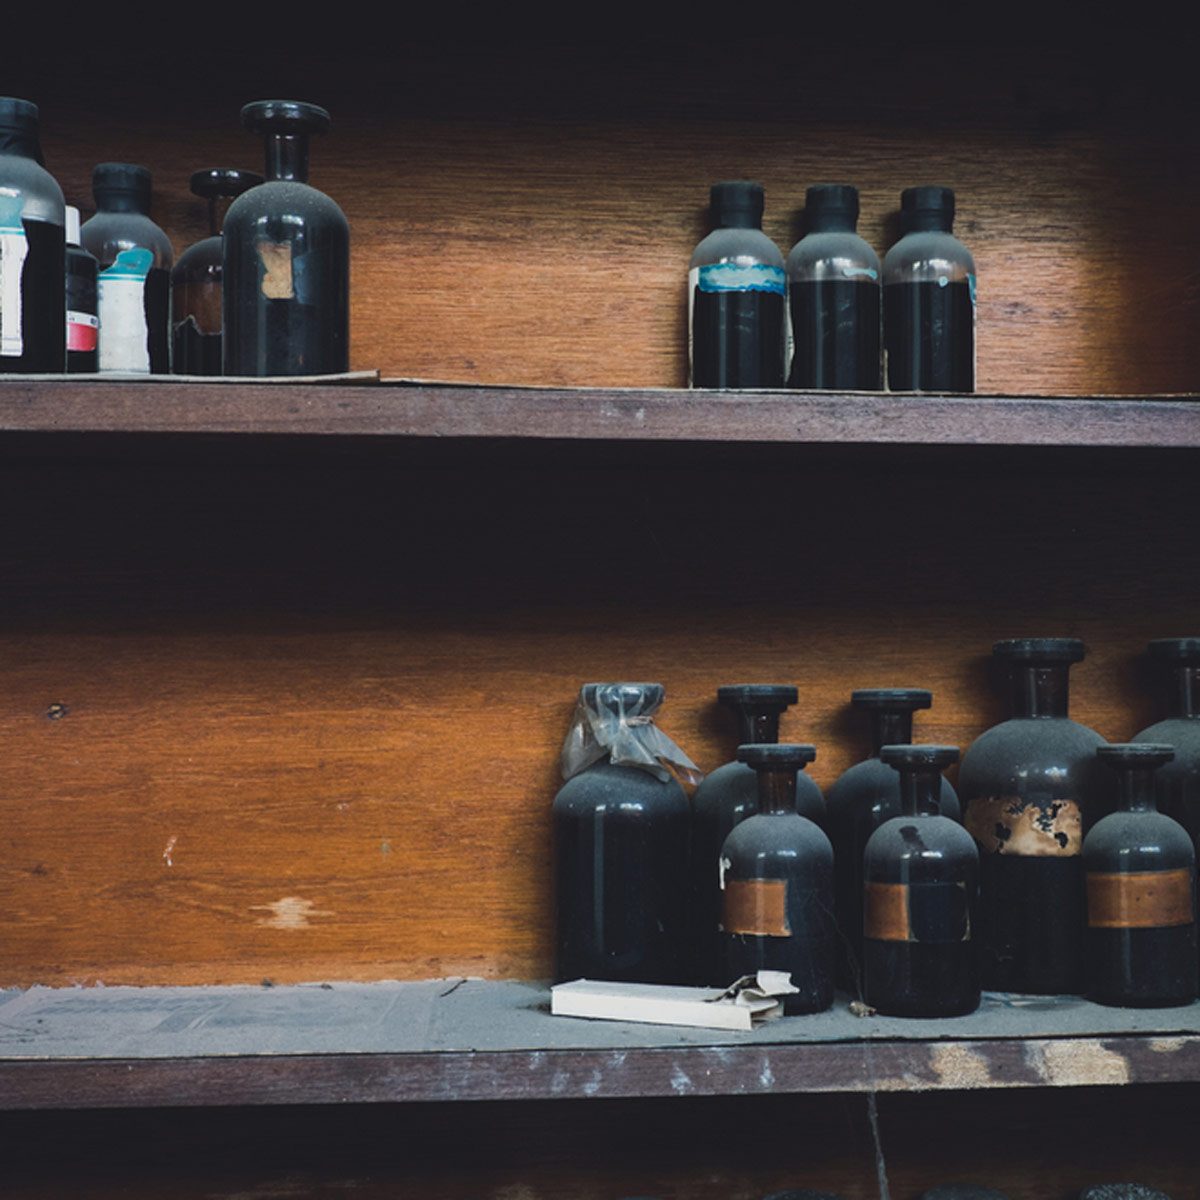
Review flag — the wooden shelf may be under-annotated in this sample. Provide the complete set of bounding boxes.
[0,380,1198,449]
[3,981,1199,1110]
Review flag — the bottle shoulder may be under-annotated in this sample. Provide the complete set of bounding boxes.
[1084,809,1196,861]
[722,810,832,860]
[225,180,349,234]
[786,231,880,281]
[960,717,1105,769]
[0,153,65,224]
[553,760,688,815]
[882,231,975,282]
[690,228,784,270]
[865,813,978,863]
[81,212,174,269]
[172,236,223,283]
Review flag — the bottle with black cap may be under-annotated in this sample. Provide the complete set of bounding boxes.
[786,184,881,391]
[690,685,824,984]
[171,168,263,375]
[0,97,65,373]
[719,743,834,1013]
[81,163,173,374]
[958,638,1112,994]
[863,744,979,1017]
[1085,744,1197,1007]
[883,186,975,392]
[688,180,786,389]
[64,206,98,373]
[824,689,960,991]
[223,100,349,376]
[1133,639,1200,866]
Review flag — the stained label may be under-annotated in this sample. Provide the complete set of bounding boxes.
[864,880,970,943]
[864,881,910,941]
[258,242,295,300]
[0,195,29,357]
[721,878,790,937]
[98,247,154,373]
[964,795,1082,857]
[1087,869,1194,929]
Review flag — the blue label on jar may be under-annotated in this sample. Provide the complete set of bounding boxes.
[697,262,786,296]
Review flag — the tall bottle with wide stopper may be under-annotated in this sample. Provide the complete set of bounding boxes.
[223,101,349,376]
[1084,744,1197,1007]
[172,168,262,375]
[719,743,834,1013]
[824,688,959,991]
[958,638,1111,993]
[689,684,823,984]
[862,744,979,1017]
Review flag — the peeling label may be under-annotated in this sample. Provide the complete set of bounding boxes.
[695,262,786,296]
[721,878,790,937]
[0,195,28,357]
[98,247,153,373]
[864,881,910,941]
[1087,868,1194,929]
[964,795,1083,857]
[258,241,295,300]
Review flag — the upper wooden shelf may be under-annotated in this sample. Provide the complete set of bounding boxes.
[3,981,1199,1109]
[0,379,1198,449]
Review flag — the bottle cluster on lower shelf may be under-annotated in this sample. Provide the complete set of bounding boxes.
[553,638,1200,1017]
[0,95,348,379]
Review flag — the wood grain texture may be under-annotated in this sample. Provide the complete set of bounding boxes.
[4,36,1199,394]
[2,380,1200,446]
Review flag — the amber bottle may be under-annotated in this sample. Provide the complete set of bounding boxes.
[958,639,1110,994]
[689,684,823,984]
[825,688,959,990]
[1084,744,1197,1007]
[719,744,834,1013]
[862,745,979,1017]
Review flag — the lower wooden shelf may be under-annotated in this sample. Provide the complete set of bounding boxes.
[2,980,1198,1109]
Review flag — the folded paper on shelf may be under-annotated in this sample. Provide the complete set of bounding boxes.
[550,971,798,1031]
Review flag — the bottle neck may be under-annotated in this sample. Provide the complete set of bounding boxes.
[209,195,236,236]
[904,214,953,234]
[1009,664,1070,719]
[265,134,310,183]
[0,129,40,160]
[737,709,781,745]
[1117,768,1158,814]
[898,768,942,817]
[97,194,149,216]
[870,710,914,756]
[757,768,797,815]
[807,214,855,234]
[716,213,761,231]
[1166,666,1200,720]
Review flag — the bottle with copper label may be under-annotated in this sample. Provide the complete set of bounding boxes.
[81,163,173,374]
[64,206,98,373]
[171,168,263,375]
[862,745,979,1017]
[1085,744,1197,1007]
[0,97,66,373]
[958,638,1111,994]
[223,100,349,376]
[1133,638,1200,864]
[825,688,960,991]
[690,684,824,984]
[554,682,700,984]
[719,744,834,1013]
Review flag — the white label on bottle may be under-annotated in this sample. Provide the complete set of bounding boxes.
[98,247,153,373]
[0,196,29,358]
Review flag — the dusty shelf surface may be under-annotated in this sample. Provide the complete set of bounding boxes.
[1,980,1198,1108]
[0,379,1198,447]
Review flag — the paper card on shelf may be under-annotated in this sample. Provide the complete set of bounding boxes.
[550,972,798,1031]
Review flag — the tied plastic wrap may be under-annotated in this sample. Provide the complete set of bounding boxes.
[561,682,703,786]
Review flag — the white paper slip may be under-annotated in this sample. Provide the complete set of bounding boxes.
[550,972,798,1031]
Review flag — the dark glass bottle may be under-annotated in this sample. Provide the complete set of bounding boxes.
[223,101,349,376]
[883,186,975,393]
[64,205,97,373]
[1133,638,1200,863]
[171,168,263,375]
[1085,744,1197,1007]
[786,184,881,391]
[554,683,691,984]
[690,685,824,984]
[824,688,960,991]
[81,163,173,374]
[719,744,834,1013]
[958,638,1111,994]
[688,180,786,389]
[863,745,980,1017]
[0,97,65,373]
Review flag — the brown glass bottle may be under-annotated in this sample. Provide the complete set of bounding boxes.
[171,168,262,375]
[1085,744,1197,1007]
[862,745,979,1017]
[958,639,1111,994]
[720,744,834,1013]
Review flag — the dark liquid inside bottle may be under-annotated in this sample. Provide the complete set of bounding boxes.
[143,267,170,373]
[65,243,97,373]
[1089,923,1197,1007]
[884,280,973,392]
[788,280,880,390]
[691,289,784,388]
[173,315,221,375]
[1,219,65,373]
